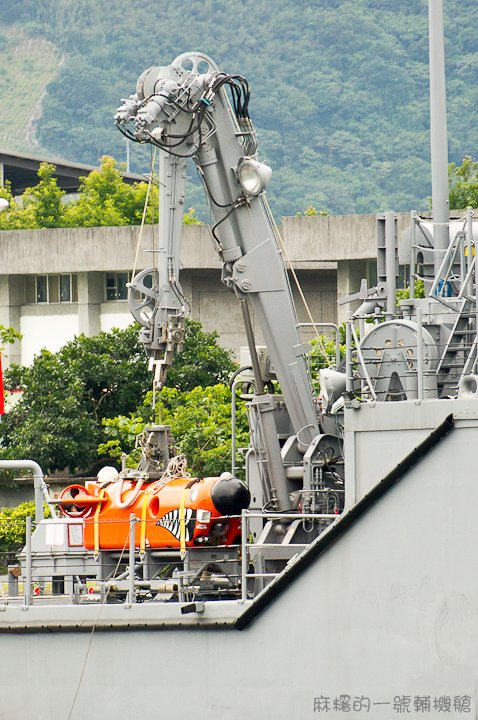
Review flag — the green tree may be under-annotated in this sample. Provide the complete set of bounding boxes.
[100,384,250,478]
[166,319,236,391]
[308,331,345,379]
[1,325,150,473]
[296,206,329,217]
[1,319,236,475]
[25,162,65,228]
[63,155,159,227]
[0,180,35,230]
[0,164,66,230]
[182,208,202,225]
[156,385,249,477]
[0,325,22,351]
[396,278,425,301]
[0,181,22,228]
[448,155,478,210]
[97,414,145,467]
[0,322,22,418]
[55,325,151,422]
[0,157,159,229]
[0,501,51,568]
[0,157,203,230]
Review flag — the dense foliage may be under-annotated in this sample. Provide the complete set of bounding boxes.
[0,156,160,229]
[0,325,150,473]
[0,320,236,475]
[0,501,50,567]
[166,320,236,391]
[99,384,249,478]
[448,156,478,210]
[0,156,201,230]
[308,330,346,380]
[0,325,21,351]
[1,0,477,218]
[96,323,238,474]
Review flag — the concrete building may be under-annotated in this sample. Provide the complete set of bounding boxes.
[0,211,416,367]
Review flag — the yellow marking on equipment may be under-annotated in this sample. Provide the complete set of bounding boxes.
[140,491,150,557]
[179,487,189,557]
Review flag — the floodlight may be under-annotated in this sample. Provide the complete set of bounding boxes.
[237,158,272,196]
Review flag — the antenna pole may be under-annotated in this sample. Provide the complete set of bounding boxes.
[429,0,449,274]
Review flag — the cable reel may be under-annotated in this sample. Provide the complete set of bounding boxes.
[128,268,159,327]
[171,51,219,76]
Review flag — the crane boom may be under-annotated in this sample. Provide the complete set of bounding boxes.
[116,51,321,509]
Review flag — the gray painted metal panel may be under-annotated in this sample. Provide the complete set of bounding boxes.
[0,421,476,719]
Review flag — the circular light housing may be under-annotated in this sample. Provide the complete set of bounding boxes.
[0,198,9,212]
[238,158,272,197]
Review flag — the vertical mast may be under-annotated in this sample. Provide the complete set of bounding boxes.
[428,0,449,274]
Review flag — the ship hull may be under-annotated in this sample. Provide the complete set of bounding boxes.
[1,411,477,719]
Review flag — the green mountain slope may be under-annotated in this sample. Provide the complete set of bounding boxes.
[0,26,59,152]
[0,0,476,217]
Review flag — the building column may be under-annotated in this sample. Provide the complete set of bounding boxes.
[337,259,367,324]
[77,272,103,336]
[0,275,23,366]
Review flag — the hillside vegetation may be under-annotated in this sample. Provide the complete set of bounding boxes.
[0,0,476,217]
[0,26,59,152]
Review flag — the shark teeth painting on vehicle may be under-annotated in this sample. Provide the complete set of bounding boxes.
[157,508,196,542]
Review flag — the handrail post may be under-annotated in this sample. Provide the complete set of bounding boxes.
[475,229,478,372]
[231,379,239,475]
[417,308,424,401]
[410,211,416,299]
[24,516,32,607]
[128,514,136,604]
[385,211,397,318]
[467,208,473,275]
[334,325,340,367]
[241,510,247,602]
[345,316,353,393]
[350,322,377,401]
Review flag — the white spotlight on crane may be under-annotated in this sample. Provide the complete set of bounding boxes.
[237,157,272,196]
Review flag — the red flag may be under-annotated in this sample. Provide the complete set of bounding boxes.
[0,354,4,415]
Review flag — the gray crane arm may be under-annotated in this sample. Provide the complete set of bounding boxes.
[115,53,320,500]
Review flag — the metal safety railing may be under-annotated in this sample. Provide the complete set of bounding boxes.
[0,507,342,608]
[1,514,142,607]
[2,513,246,607]
[299,322,342,368]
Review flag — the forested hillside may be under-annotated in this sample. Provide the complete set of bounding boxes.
[0,27,59,152]
[0,0,476,217]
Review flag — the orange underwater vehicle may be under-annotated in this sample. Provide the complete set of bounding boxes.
[57,425,250,554]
